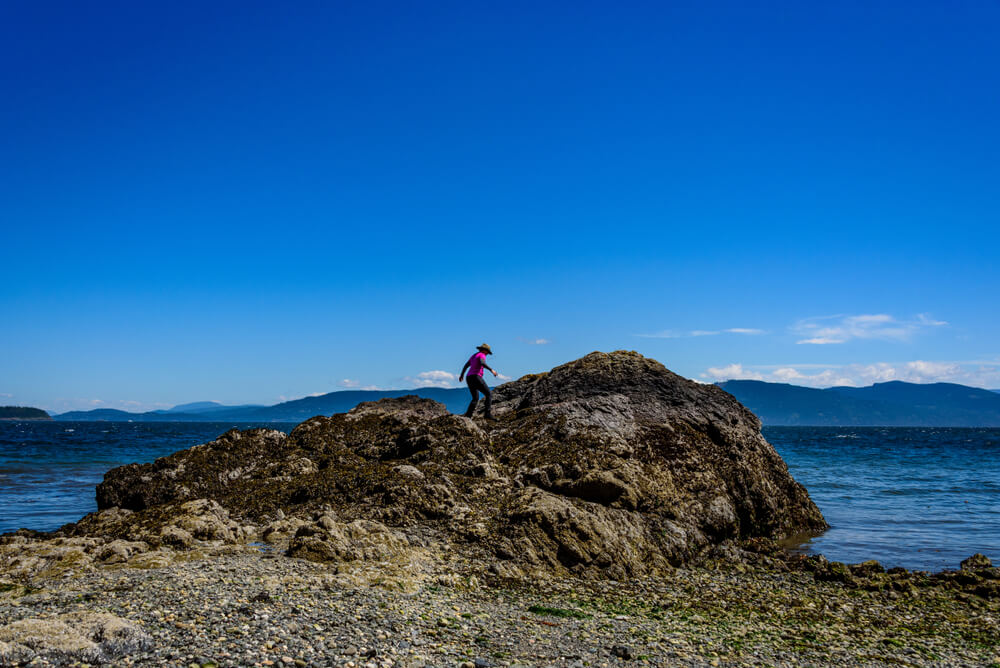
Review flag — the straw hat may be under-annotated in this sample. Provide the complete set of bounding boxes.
[476,343,493,355]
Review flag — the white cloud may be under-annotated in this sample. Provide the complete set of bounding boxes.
[794,313,947,345]
[529,338,550,345]
[406,370,460,388]
[48,397,181,412]
[917,313,948,326]
[637,330,682,339]
[0,393,12,399]
[701,359,1000,388]
[797,337,843,345]
[339,379,380,391]
[704,364,764,381]
[639,328,766,339]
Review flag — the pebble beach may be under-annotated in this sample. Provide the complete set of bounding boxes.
[2,543,998,667]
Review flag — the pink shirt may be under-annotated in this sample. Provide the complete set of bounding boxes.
[467,352,487,377]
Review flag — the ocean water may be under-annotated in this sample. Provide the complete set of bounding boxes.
[0,422,277,537]
[765,426,1000,572]
[1,422,997,572]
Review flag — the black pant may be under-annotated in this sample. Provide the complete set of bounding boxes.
[464,375,492,418]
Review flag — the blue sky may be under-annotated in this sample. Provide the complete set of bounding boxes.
[2,1,999,412]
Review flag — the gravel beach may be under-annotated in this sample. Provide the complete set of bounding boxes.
[2,544,997,667]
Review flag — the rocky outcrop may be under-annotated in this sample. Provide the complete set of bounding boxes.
[0,612,151,665]
[57,351,826,578]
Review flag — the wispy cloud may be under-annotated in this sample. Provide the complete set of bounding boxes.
[704,363,765,381]
[518,337,551,345]
[638,327,766,339]
[405,370,460,388]
[339,379,380,391]
[48,397,175,412]
[0,393,12,399]
[702,358,1000,388]
[793,313,947,345]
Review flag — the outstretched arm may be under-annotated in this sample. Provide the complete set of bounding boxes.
[459,361,470,382]
[482,362,498,377]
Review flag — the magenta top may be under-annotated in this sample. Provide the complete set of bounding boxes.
[467,352,487,377]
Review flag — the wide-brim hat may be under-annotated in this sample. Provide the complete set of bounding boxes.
[477,343,493,355]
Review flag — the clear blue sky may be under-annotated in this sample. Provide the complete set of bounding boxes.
[2,1,998,412]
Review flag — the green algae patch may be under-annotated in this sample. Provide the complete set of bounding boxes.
[527,604,591,619]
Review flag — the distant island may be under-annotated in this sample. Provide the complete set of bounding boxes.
[48,380,1000,426]
[719,380,1000,427]
[0,406,52,420]
[54,388,471,423]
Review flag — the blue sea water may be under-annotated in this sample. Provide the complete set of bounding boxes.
[764,426,1000,572]
[0,422,276,537]
[0,422,997,572]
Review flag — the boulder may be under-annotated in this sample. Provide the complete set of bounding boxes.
[961,553,993,570]
[0,612,151,664]
[287,515,411,563]
[62,351,825,577]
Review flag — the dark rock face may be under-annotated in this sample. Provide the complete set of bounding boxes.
[85,351,826,577]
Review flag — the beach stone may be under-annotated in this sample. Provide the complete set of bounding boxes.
[611,644,634,659]
[170,499,247,542]
[286,518,410,563]
[160,525,195,548]
[93,538,148,563]
[394,464,425,479]
[850,560,885,577]
[960,553,992,570]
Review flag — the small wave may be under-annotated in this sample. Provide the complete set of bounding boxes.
[64,429,75,432]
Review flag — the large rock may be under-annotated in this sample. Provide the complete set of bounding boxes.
[287,513,411,563]
[68,351,826,577]
[0,612,151,664]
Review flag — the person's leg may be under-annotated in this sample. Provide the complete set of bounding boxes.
[468,375,492,419]
[481,380,493,419]
[464,378,480,417]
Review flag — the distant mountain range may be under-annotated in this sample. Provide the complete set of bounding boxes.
[49,380,1000,426]
[55,389,471,423]
[718,380,1000,426]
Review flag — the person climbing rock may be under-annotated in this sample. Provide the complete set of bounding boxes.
[459,343,498,419]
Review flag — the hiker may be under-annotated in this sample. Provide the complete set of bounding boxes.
[459,343,498,419]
